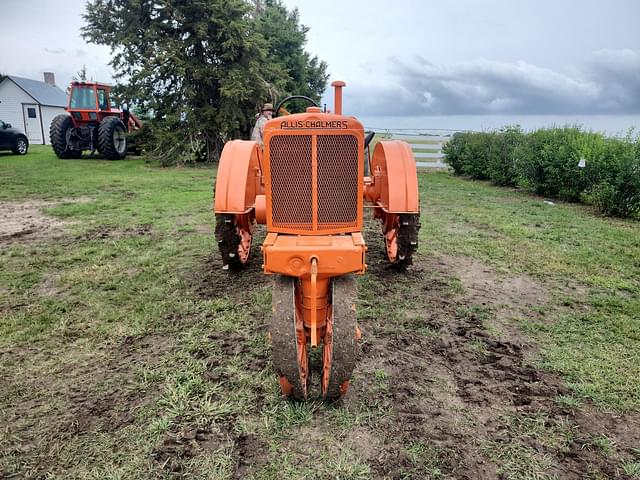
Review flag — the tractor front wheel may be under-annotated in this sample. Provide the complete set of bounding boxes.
[50,115,82,159]
[322,275,358,400]
[98,116,127,160]
[271,276,308,400]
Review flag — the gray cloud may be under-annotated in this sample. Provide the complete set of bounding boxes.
[348,50,640,116]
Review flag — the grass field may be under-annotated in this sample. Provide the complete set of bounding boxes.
[1,145,640,479]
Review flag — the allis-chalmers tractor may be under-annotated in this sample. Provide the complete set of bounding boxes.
[214,81,420,400]
[50,82,142,160]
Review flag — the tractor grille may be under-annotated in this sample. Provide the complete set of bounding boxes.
[269,134,359,232]
[269,135,313,229]
[317,135,358,229]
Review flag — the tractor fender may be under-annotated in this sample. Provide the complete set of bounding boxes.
[368,141,419,213]
[214,140,263,214]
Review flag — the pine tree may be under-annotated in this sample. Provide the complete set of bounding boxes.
[72,65,89,82]
[82,0,328,163]
[252,0,328,108]
[83,0,268,162]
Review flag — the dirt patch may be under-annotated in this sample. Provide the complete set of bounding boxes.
[193,223,213,235]
[1,200,66,242]
[438,253,549,309]
[437,253,552,353]
[188,226,270,303]
[35,273,63,297]
[0,197,92,245]
[154,425,234,471]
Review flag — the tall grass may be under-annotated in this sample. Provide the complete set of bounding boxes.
[443,126,640,219]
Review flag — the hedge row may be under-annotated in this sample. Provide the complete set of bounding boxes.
[442,126,640,219]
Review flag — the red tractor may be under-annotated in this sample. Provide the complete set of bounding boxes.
[50,82,142,160]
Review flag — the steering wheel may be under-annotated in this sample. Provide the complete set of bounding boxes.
[274,95,319,117]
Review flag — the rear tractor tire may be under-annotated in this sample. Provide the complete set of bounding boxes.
[214,213,254,271]
[49,114,82,159]
[98,116,127,160]
[382,212,421,269]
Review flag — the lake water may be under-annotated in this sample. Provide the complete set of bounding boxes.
[357,114,640,137]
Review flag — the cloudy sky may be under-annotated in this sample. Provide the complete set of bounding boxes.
[1,0,639,118]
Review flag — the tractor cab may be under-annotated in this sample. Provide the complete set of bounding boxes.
[68,82,120,125]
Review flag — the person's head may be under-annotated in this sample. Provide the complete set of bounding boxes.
[262,103,274,119]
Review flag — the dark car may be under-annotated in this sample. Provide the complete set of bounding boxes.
[0,120,29,155]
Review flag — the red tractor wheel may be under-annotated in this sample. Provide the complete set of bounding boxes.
[49,114,82,159]
[215,213,254,271]
[322,275,358,400]
[97,116,127,160]
[271,276,308,400]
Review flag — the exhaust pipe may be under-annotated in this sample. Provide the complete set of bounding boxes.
[331,80,346,115]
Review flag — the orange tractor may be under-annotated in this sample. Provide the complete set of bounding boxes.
[214,81,420,400]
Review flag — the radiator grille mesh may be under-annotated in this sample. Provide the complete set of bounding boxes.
[317,135,358,229]
[268,134,358,232]
[269,135,313,229]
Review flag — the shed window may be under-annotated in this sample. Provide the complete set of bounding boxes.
[27,108,37,118]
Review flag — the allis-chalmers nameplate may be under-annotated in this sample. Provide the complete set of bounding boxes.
[279,120,349,130]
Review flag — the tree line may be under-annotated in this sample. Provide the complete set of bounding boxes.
[82,0,328,164]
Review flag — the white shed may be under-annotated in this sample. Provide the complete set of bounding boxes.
[0,73,68,145]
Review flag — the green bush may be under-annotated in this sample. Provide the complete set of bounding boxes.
[444,127,523,186]
[443,126,640,219]
[441,132,468,175]
[516,127,586,200]
[125,124,150,156]
[582,138,640,218]
[486,126,523,186]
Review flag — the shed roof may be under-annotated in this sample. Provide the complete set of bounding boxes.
[5,75,68,107]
